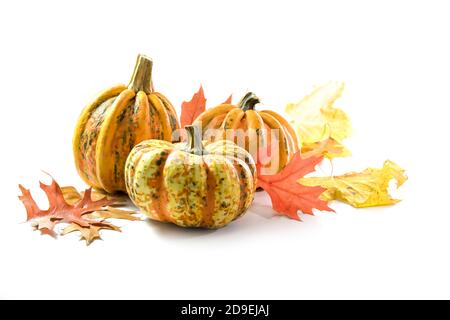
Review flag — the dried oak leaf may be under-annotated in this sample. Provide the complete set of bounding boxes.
[61,187,138,221]
[61,223,120,245]
[300,160,407,208]
[18,176,139,244]
[257,152,334,220]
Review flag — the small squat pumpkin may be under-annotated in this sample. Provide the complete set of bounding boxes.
[73,54,180,193]
[125,126,256,228]
[192,92,299,174]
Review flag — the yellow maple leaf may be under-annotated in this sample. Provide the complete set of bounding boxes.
[285,81,352,154]
[300,160,407,208]
[301,138,351,159]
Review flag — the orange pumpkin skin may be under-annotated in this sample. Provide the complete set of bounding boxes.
[193,92,299,174]
[73,55,180,193]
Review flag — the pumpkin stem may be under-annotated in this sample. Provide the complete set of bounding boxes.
[184,125,206,155]
[238,92,260,111]
[128,54,154,93]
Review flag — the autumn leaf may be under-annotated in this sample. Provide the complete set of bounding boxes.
[301,138,351,159]
[84,207,140,221]
[61,186,128,205]
[257,152,334,220]
[286,81,352,150]
[223,94,232,104]
[61,223,120,245]
[61,187,138,221]
[180,85,207,127]
[300,160,407,208]
[180,86,232,128]
[18,175,140,244]
[19,179,113,237]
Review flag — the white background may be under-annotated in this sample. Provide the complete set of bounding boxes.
[0,0,449,299]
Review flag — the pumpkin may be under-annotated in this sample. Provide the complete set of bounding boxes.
[73,54,180,193]
[125,125,256,228]
[192,92,299,174]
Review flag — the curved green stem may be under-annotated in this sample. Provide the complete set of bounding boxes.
[238,92,260,111]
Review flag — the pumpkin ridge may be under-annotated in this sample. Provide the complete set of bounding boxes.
[153,92,180,140]
[261,110,299,152]
[148,94,172,141]
[203,155,240,228]
[192,104,235,129]
[235,158,255,217]
[77,96,117,189]
[220,108,245,142]
[245,109,266,157]
[261,110,294,161]
[132,144,173,222]
[185,155,208,227]
[132,92,152,144]
[202,158,217,228]
[259,112,289,172]
[147,102,162,139]
[207,142,256,218]
[73,85,126,188]
[95,89,136,192]
[204,113,227,142]
[158,152,176,224]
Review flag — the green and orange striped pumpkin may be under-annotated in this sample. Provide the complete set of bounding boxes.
[73,54,180,193]
[125,126,256,228]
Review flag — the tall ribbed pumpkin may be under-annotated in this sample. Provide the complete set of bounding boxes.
[125,126,256,228]
[193,92,299,174]
[73,54,180,193]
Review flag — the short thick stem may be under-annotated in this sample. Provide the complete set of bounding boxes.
[128,54,154,94]
[184,125,206,155]
[238,92,260,111]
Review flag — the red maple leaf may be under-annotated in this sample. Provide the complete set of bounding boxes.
[223,94,232,104]
[257,152,334,220]
[18,177,116,237]
[180,85,207,127]
[180,86,233,128]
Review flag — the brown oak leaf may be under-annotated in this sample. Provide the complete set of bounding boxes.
[18,175,140,244]
[61,223,120,245]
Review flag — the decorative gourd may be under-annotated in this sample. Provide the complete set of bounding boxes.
[73,54,180,193]
[125,126,256,228]
[192,92,299,174]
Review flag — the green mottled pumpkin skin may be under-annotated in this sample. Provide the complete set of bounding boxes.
[125,140,256,228]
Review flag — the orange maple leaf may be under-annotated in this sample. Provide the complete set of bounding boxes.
[180,86,207,127]
[257,152,334,220]
[180,86,232,128]
[18,177,117,237]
